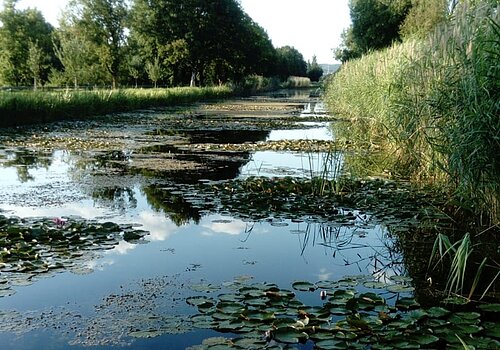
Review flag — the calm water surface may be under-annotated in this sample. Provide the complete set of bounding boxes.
[0,92,401,349]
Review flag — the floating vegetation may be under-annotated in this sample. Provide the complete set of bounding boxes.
[0,214,148,296]
[173,176,449,232]
[194,139,347,153]
[0,273,194,347]
[186,276,500,349]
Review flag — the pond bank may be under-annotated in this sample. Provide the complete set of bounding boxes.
[0,86,232,127]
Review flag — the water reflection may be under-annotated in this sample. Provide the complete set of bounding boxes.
[0,93,428,349]
[0,148,53,183]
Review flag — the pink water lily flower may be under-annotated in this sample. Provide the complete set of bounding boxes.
[53,217,67,228]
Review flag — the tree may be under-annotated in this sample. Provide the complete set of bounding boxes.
[276,46,307,79]
[27,41,45,90]
[334,28,362,63]
[66,0,128,89]
[127,54,143,88]
[146,55,163,88]
[129,0,277,86]
[307,56,324,82]
[53,24,102,88]
[400,0,448,39]
[0,0,55,86]
[334,0,412,62]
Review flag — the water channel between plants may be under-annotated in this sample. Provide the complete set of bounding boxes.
[0,90,498,350]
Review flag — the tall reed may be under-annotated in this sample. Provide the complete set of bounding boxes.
[325,0,499,223]
[0,86,233,127]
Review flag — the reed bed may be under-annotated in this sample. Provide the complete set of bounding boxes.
[0,86,233,127]
[325,1,499,223]
[284,76,311,88]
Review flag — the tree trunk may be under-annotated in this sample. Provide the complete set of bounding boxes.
[190,70,196,87]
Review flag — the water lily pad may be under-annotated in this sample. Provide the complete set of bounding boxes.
[292,281,316,292]
[389,275,412,283]
[395,297,419,310]
[426,307,450,318]
[273,327,309,344]
[363,281,387,289]
[386,284,414,293]
[478,303,500,313]
[186,296,216,307]
[128,329,163,338]
[483,322,500,338]
[217,301,245,314]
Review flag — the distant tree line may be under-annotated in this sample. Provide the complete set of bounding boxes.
[0,0,319,89]
[335,0,450,62]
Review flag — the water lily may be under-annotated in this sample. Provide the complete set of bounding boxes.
[52,217,67,228]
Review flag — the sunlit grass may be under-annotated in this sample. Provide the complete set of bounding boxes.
[324,1,499,223]
[284,76,311,88]
[0,86,233,127]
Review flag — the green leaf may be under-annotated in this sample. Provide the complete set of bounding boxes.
[387,284,415,293]
[426,307,450,318]
[128,329,163,338]
[273,327,309,344]
[292,281,317,292]
[478,303,500,312]
[410,334,440,345]
[395,297,419,310]
[363,281,387,289]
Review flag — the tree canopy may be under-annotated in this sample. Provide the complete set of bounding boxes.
[0,0,311,88]
[0,0,55,86]
[334,0,449,63]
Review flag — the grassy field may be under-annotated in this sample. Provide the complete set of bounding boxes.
[324,1,499,223]
[0,86,233,127]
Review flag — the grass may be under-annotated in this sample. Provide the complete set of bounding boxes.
[284,76,311,88]
[0,86,233,127]
[324,0,500,224]
[428,232,499,300]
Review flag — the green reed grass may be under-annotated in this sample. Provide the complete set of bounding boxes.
[0,86,233,127]
[325,0,499,223]
[284,76,311,88]
[428,232,499,300]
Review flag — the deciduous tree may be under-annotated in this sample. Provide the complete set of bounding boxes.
[0,0,55,86]
[66,0,128,88]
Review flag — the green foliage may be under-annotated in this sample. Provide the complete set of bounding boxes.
[65,0,128,89]
[0,86,233,127]
[284,76,311,88]
[307,55,323,82]
[275,46,308,79]
[399,0,449,39]
[335,0,412,62]
[27,41,46,90]
[0,1,55,86]
[145,56,163,88]
[429,232,500,300]
[53,24,104,88]
[325,0,500,223]
[129,0,278,86]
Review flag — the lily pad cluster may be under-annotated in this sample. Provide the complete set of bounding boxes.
[160,177,449,233]
[186,276,500,349]
[194,140,347,153]
[0,214,148,296]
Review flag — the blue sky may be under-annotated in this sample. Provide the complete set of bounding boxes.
[2,0,351,63]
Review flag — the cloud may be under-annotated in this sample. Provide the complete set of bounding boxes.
[136,211,179,241]
[201,217,247,236]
